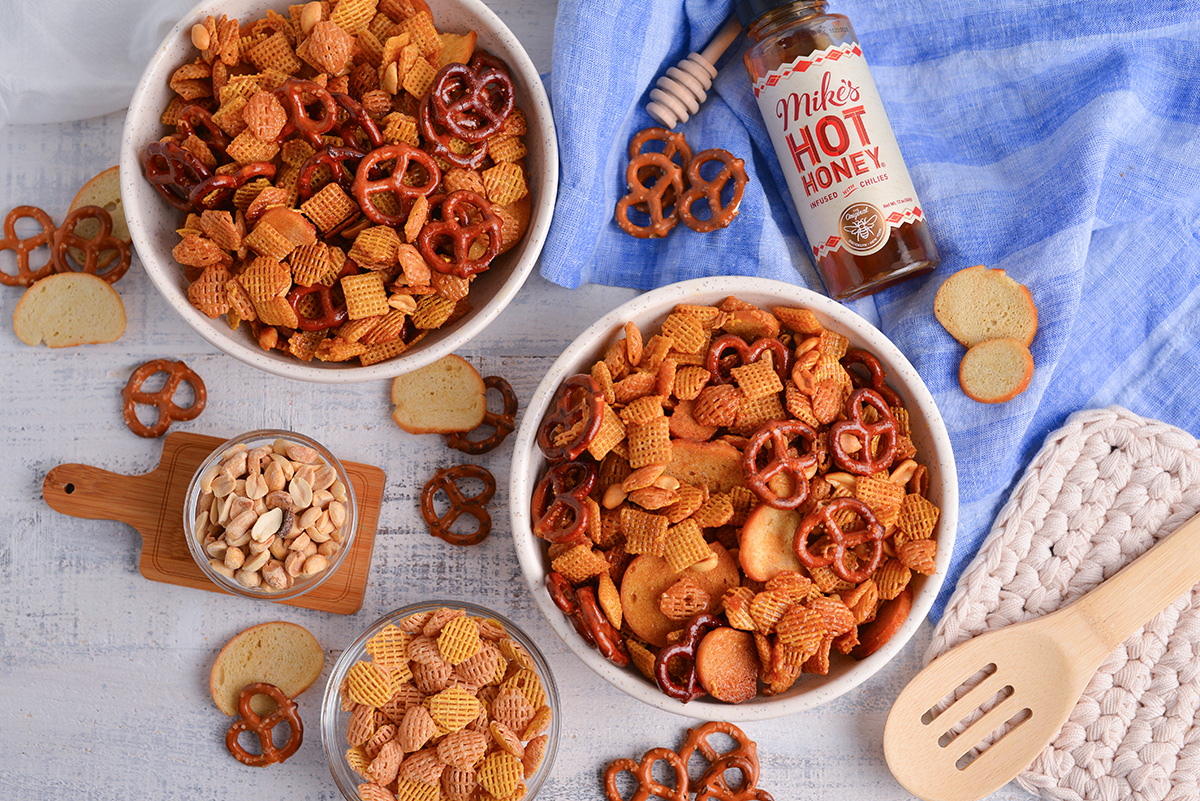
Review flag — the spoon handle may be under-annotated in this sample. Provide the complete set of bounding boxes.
[1074,509,1200,650]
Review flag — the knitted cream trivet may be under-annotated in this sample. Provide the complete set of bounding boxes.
[928,406,1200,801]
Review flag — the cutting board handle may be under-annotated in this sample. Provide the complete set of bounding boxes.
[43,463,164,536]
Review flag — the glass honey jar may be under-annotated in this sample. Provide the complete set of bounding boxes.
[739,0,940,300]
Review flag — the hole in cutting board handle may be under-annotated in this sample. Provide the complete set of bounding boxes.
[64,483,75,494]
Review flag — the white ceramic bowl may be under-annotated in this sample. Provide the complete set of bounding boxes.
[119,0,557,383]
[509,276,958,720]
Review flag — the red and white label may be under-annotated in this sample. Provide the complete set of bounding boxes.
[753,42,924,260]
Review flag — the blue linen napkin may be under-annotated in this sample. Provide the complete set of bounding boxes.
[544,0,1200,618]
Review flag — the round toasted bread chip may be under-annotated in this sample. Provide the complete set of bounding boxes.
[210,621,324,716]
[933,264,1038,348]
[13,273,126,347]
[391,354,486,434]
[958,337,1034,403]
[69,166,130,268]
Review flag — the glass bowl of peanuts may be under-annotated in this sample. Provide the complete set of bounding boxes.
[509,276,959,720]
[321,601,560,801]
[184,429,358,601]
[119,0,557,383]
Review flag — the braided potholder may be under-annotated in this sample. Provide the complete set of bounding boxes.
[929,407,1200,801]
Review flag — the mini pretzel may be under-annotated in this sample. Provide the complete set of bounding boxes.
[177,104,231,156]
[705,334,790,385]
[536,374,605,463]
[654,613,722,703]
[51,206,131,284]
[576,585,630,666]
[418,96,489,170]
[353,144,442,226]
[842,348,903,408]
[224,682,304,767]
[420,464,496,547]
[417,190,503,278]
[286,257,360,331]
[297,145,366,200]
[694,755,775,801]
[742,420,819,510]
[120,359,207,438]
[545,570,579,615]
[445,376,519,454]
[615,152,683,239]
[678,149,748,233]
[427,54,515,144]
[332,91,384,150]
[678,721,758,768]
[531,460,596,544]
[141,139,212,210]
[190,162,277,210]
[793,497,886,583]
[275,77,339,147]
[0,205,57,287]
[629,127,693,171]
[829,388,899,475]
[604,748,689,801]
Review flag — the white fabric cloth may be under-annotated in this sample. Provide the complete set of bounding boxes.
[0,0,195,127]
[929,406,1200,801]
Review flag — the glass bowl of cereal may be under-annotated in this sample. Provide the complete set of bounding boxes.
[184,429,358,601]
[320,601,559,801]
[119,0,557,383]
[509,276,959,720]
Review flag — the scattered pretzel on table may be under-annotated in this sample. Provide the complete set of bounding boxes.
[224,682,303,767]
[445,375,519,455]
[120,359,207,438]
[0,205,57,287]
[420,463,496,546]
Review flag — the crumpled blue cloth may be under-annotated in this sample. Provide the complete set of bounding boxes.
[544,0,1200,618]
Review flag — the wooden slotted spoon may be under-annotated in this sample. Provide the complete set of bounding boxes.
[884,509,1200,801]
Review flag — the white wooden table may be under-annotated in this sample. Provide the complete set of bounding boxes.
[0,3,1031,799]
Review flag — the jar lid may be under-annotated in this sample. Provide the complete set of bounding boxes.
[734,0,803,26]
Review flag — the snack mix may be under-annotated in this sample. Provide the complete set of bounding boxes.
[339,607,552,801]
[195,437,351,591]
[141,0,533,366]
[532,298,941,702]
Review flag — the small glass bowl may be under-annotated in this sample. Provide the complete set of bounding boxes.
[183,429,358,602]
[321,601,561,801]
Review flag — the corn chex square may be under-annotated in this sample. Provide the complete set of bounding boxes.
[341,272,390,319]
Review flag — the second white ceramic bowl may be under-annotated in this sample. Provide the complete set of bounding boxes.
[509,276,958,720]
[120,0,557,382]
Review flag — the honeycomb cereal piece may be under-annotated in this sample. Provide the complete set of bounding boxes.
[437,616,483,666]
[663,519,712,573]
[170,60,213,100]
[481,163,528,206]
[442,767,478,801]
[802,635,834,675]
[897,493,939,543]
[693,384,740,428]
[199,209,241,251]
[399,748,446,785]
[188,264,233,317]
[498,638,534,672]
[342,272,390,319]
[239,256,292,301]
[522,734,547,779]
[365,624,412,669]
[626,417,672,468]
[613,371,657,405]
[873,558,911,600]
[346,703,378,747]
[411,294,455,329]
[690,493,734,528]
[394,776,439,801]
[490,686,535,733]
[431,271,470,301]
[773,306,824,335]
[502,669,545,710]
[898,538,937,575]
[501,108,527,137]
[226,280,258,322]
[412,658,455,694]
[436,729,488,770]
[399,611,434,632]
[766,570,820,603]
[241,91,288,142]
[626,640,657,681]
[730,391,785,437]
[455,642,499,687]
[550,543,608,585]
[660,312,707,353]
[243,216,296,259]
[663,484,705,524]
[398,704,438,752]
[307,20,356,74]
[477,752,521,799]
[731,358,784,401]
[246,31,302,74]
[585,404,625,462]
[346,747,373,778]
[347,660,395,707]
[658,575,711,620]
[748,591,790,634]
[173,234,225,268]
[359,338,413,365]
[401,11,441,57]
[672,365,711,401]
[620,396,664,426]
[407,634,443,666]
[488,720,524,758]
[723,586,756,630]
[290,241,335,285]
[300,182,358,233]
[380,683,425,725]
[369,740,403,785]
[487,135,527,164]
[856,475,904,527]
[809,596,856,636]
[620,506,668,557]
[728,485,756,525]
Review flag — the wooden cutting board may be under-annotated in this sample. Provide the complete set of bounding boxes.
[41,431,385,615]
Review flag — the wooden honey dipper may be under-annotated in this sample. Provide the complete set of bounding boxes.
[646,15,742,129]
